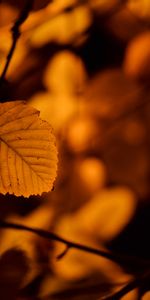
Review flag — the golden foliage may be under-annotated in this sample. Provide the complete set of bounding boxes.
[71,186,136,242]
[43,50,87,94]
[26,5,92,47]
[52,219,125,282]
[29,92,78,133]
[0,0,149,298]
[66,116,100,153]
[51,186,136,283]
[77,157,107,194]
[0,101,57,197]
[123,31,150,80]
[29,51,86,133]
[50,212,134,284]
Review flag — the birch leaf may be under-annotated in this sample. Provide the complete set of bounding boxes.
[0,101,57,197]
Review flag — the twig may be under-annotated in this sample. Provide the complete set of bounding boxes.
[56,244,72,260]
[100,269,150,299]
[0,220,149,270]
[0,0,34,81]
[100,280,137,300]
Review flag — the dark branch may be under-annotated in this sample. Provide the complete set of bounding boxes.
[0,0,34,81]
[0,220,149,271]
[101,280,138,300]
[101,269,150,299]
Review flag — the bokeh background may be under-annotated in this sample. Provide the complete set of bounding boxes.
[0,0,150,299]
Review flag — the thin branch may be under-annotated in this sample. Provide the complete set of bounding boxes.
[100,269,150,300]
[0,220,149,270]
[0,0,34,82]
[101,280,138,300]
[56,244,72,260]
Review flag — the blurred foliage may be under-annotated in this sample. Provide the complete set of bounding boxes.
[0,0,150,299]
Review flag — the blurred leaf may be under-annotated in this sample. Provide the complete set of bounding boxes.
[85,69,143,121]
[66,115,101,153]
[123,31,150,80]
[29,92,80,133]
[0,204,55,286]
[103,117,149,197]
[127,0,150,20]
[29,51,87,133]
[106,7,143,41]
[27,5,92,47]
[22,1,78,33]
[43,51,87,95]
[0,3,17,27]
[89,0,120,15]
[121,289,139,300]
[0,101,57,197]
[52,239,131,285]
[51,186,135,282]
[0,248,29,300]
[76,157,107,195]
[39,272,121,299]
[142,291,150,300]
[39,274,69,298]
[72,186,136,242]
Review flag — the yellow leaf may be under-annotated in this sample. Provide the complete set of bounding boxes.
[0,101,57,197]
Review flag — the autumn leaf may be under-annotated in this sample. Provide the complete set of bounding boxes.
[0,101,58,197]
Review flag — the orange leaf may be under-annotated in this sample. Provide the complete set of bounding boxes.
[0,101,58,197]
